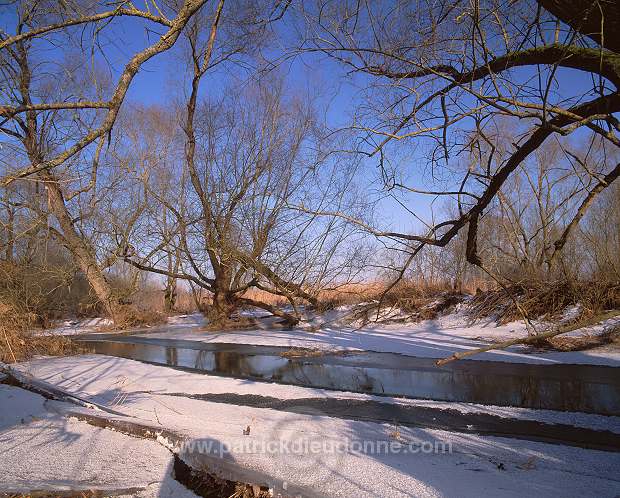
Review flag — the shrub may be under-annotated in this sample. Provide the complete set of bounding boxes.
[0,260,97,326]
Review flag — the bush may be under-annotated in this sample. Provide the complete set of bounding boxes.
[0,260,97,327]
[336,280,466,324]
[371,280,462,314]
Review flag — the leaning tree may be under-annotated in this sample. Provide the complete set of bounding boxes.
[297,0,620,282]
[0,0,213,322]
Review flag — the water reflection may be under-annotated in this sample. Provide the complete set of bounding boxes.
[80,339,620,415]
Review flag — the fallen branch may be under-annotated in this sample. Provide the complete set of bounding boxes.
[436,310,620,366]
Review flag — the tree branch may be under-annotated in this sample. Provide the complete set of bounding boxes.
[0,7,172,51]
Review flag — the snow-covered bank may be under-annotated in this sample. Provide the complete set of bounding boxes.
[40,317,114,335]
[0,384,196,497]
[39,312,206,336]
[6,355,620,498]
[144,310,620,365]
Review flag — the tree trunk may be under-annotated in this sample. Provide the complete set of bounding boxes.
[162,208,177,313]
[164,276,177,313]
[208,288,237,326]
[42,173,120,321]
[16,36,120,323]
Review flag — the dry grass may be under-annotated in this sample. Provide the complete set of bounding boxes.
[108,305,166,329]
[469,279,620,324]
[0,302,81,363]
[240,279,467,324]
[0,325,81,363]
[130,287,199,314]
[374,281,462,313]
[330,280,468,325]
[0,261,97,326]
[109,286,198,328]
[231,484,272,498]
[242,287,290,306]
[0,261,88,362]
[134,279,468,318]
[315,281,387,310]
[243,281,388,310]
[312,280,465,313]
[280,347,327,358]
[546,323,620,351]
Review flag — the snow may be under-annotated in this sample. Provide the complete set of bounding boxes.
[0,384,197,497]
[561,304,583,323]
[38,313,206,337]
[9,304,620,496]
[0,384,48,430]
[6,355,620,498]
[164,313,207,327]
[40,317,114,336]
[143,310,620,365]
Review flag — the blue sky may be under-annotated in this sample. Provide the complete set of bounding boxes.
[1,4,604,238]
[93,13,431,235]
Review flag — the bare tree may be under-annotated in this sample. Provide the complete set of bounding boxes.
[295,0,620,282]
[103,0,366,326]
[109,104,185,311]
[0,0,212,322]
[122,80,365,326]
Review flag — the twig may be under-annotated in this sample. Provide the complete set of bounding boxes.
[1,325,17,363]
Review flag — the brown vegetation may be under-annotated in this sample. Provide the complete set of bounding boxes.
[317,280,468,325]
[469,279,620,325]
[0,322,80,364]
[547,325,620,352]
[0,301,80,363]
[0,258,107,322]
